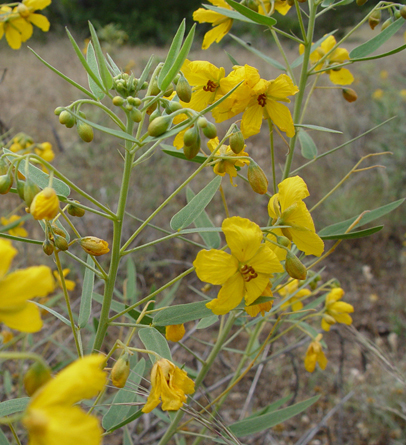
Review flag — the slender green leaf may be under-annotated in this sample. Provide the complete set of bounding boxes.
[350,18,406,59]
[229,34,286,71]
[196,315,218,329]
[202,4,257,23]
[88,22,113,90]
[0,398,29,417]
[186,187,221,249]
[138,328,171,362]
[170,176,222,231]
[153,301,213,326]
[246,395,291,418]
[162,144,207,164]
[322,0,353,7]
[225,51,239,66]
[298,130,318,159]
[106,53,121,76]
[126,257,137,304]
[295,124,342,134]
[0,427,10,445]
[230,395,320,437]
[33,302,72,327]
[291,32,336,68]
[138,55,155,88]
[349,43,406,62]
[320,225,383,240]
[29,48,97,100]
[158,20,185,89]
[86,42,105,100]
[225,0,277,27]
[319,199,405,236]
[78,256,95,329]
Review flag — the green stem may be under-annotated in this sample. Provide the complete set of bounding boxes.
[271,29,296,82]
[268,120,277,194]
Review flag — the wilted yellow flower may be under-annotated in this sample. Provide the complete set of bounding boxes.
[30,187,60,220]
[165,324,186,342]
[53,269,76,291]
[268,176,324,256]
[79,236,110,256]
[142,358,195,413]
[194,216,284,315]
[23,354,106,445]
[1,215,28,237]
[304,334,327,372]
[278,279,311,312]
[321,287,354,331]
[0,239,55,332]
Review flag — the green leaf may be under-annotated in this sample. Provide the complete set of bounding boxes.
[138,55,155,88]
[0,398,29,417]
[245,394,291,418]
[295,124,342,134]
[170,176,222,231]
[225,51,239,66]
[33,302,72,327]
[126,257,138,304]
[298,130,318,159]
[186,187,221,249]
[320,225,383,240]
[29,48,97,100]
[349,43,406,62]
[153,301,214,326]
[318,199,405,237]
[105,410,143,433]
[0,427,11,445]
[229,34,286,71]
[86,42,105,100]
[196,315,218,329]
[202,4,257,23]
[225,0,277,27]
[230,395,320,437]
[138,328,171,362]
[350,18,406,59]
[322,0,353,7]
[291,32,335,69]
[88,22,114,91]
[3,149,70,198]
[103,359,145,431]
[162,144,207,164]
[106,53,121,76]
[78,256,95,329]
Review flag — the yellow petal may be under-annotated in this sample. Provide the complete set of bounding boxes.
[278,176,309,210]
[0,301,42,332]
[28,13,49,31]
[5,24,22,49]
[267,74,299,100]
[326,287,344,303]
[249,245,284,275]
[274,0,292,15]
[0,239,17,279]
[291,299,303,312]
[265,99,295,138]
[194,249,238,285]
[329,68,354,85]
[330,47,350,63]
[304,350,317,372]
[206,273,245,315]
[23,0,51,10]
[321,35,336,53]
[244,273,271,306]
[289,226,324,257]
[317,349,328,370]
[241,101,264,138]
[0,23,4,40]
[193,9,225,24]
[13,17,33,42]
[321,318,331,331]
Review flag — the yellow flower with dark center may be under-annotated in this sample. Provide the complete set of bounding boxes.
[23,354,106,445]
[53,269,76,292]
[304,334,327,372]
[268,176,324,257]
[194,216,284,315]
[207,137,249,186]
[142,358,195,413]
[321,287,354,331]
[240,74,298,138]
[277,279,311,312]
[1,215,28,237]
[0,239,55,332]
[30,187,60,221]
[165,324,186,342]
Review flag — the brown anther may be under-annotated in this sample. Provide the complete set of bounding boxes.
[203,80,217,92]
[240,264,257,282]
[257,94,267,107]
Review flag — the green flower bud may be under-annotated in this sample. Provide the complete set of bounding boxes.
[183,126,199,147]
[17,180,26,200]
[285,252,307,280]
[149,108,161,122]
[229,129,245,154]
[111,353,131,388]
[356,0,368,5]
[176,75,192,103]
[59,111,75,128]
[147,116,172,137]
[202,122,217,139]
[247,162,268,194]
[183,134,201,160]
[42,238,54,256]
[167,101,183,113]
[242,0,258,11]
[342,88,358,103]
[23,178,40,207]
[276,235,290,248]
[0,158,8,175]
[54,107,64,116]
[133,97,142,106]
[54,235,69,251]
[381,17,393,31]
[197,117,208,128]
[67,202,85,217]
[369,10,381,30]
[130,108,142,123]
[401,6,406,19]
[112,96,124,106]
[0,173,13,194]
[163,84,174,97]
[141,81,148,90]
[24,361,52,396]
[77,122,94,143]
[150,80,160,96]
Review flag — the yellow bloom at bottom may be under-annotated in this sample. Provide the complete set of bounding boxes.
[23,354,107,445]
[142,358,195,413]
[304,334,327,373]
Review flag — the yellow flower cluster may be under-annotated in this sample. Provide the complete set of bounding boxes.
[7,132,55,164]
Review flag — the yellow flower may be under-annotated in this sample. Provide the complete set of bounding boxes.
[207,137,250,186]
[23,354,106,445]
[245,284,274,317]
[277,279,311,312]
[194,216,284,315]
[0,239,55,332]
[142,358,195,413]
[165,324,186,342]
[321,287,354,331]
[1,215,28,237]
[304,333,327,372]
[79,236,110,256]
[53,269,76,292]
[241,74,298,138]
[257,0,292,15]
[372,89,383,100]
[193,0,233,50]
[0,0,51,50]
[35,142,55,163]
[268,176,324,257]
[30,187,60,221]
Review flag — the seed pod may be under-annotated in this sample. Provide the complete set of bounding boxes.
[59,110,75,128]
[80,236,110,256]
[285,251,307,280]
[24,362,52,396]
[0,173,13,194]
[147,116,172,137]
[247,162,268,195]
[54,235,69,251]
[77,121,94,143]
[165,324,186,342]
[183,134,201,160]
[111,353,131,388]
[229,129,245,154]
[202,122,217,139]
[42,238,54,256]
[369,10,381,30]
[176,75,192,103]
[342,88,358,103]
[112,96,125,106]
[67,202,86,217]
[183,126,199,147]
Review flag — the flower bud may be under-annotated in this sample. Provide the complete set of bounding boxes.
[54,235,69,251]
[80,236,110,256]
[111,353,131,388]
[167,101,183,113]
[163,84,174,97]
[67,202,85,217]
[183,126,199,147]
[17,180,26,200]
[0,173,13,194]
[146,102,157,115]
[130,109,142,123]
[322,313,337,326]
[42,239,54,256]
[147,116,172,137]
[342,88,358,103]
[285,252,307,280]
[51,224,66,238]
[165,324,185,342]
[276,235,290,248]
[59,111,75,128]
[112,96,125,106]
[125,103,133,112]
[197,117,208,128]
[247,162,268,195]
[23,179,40,207]
[176,75,192,103]
[381,18,393,31]
[183,135,201,160]
[202,122,217,139]
[30,187,60,220]
[229,129,245,154]
[24,362,52,396]
[356,0,368,5]
[150,80,161,96]
[54,107,64,116]
[401,6,406,19]
[149,109,161,122]
[77,121,94,143]
[369,10,381,30]
[0,158,8,175]
[17,3,30,17]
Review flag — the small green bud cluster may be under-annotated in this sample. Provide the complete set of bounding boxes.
[112,72,147,98]
[55,107,94,143]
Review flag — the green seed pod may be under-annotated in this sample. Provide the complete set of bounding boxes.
[0,173,13,194]
[24,361,52,396]
[183,134,201,160]
[23,178,40,207]
[285,251,307,280]
[401,6,406,19]
[381,17,393,31]
[167,101,183,113]
[59,110,75,128]
[147,116,172,137]
[247,162,268,195]
[112,96,124,106]
[229,129,245,154]
[130,108,142,123]
[42,238,54,256]
[369,10,381,30]
[202,122,217,139]
[176,75,192,103]
[77,122,94,143]
[54,107,64,116]
[197,117,208,128]
[67,202,86,217]
[111,353,131,388]
[183,126,199,147]
[54,235,69,251]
